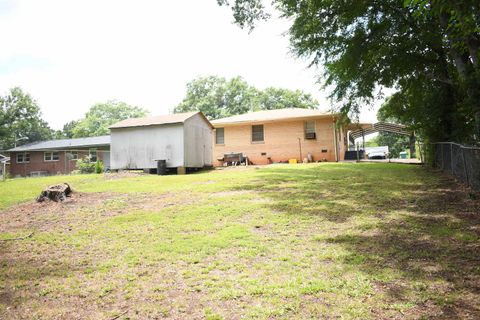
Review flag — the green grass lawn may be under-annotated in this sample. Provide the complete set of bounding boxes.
[0,163,479,319]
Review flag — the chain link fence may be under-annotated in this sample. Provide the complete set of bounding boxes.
[429,142,480,191]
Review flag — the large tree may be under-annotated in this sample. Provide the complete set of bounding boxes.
[257,87,318,110]
[61,120,79,139]
[72,101,148,138]
[175,76,256,119]
[174,75,319,119]
[217,0,480,143]
[0,87,53,150]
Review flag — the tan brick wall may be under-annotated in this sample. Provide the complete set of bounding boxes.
[213,118,339,166]
[9,149,109,177]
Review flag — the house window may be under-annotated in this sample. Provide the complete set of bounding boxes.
[252,125,264,142]
[69,151,78,160]
[16,152,30,163]
[44,151,60,162]
[305,121,316,139]
[89,149,97,162]
[216,128,225,144]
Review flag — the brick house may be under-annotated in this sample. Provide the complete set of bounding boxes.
[7,136,110,177]
[211,108,347,166]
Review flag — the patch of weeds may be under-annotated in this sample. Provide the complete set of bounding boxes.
[431,293,457,307]
[98,285,114,298]
[204,308,224,320]
[38,287,53,297]
[101,198,128,211]
[389,302,416,313]
[301,275,373,298]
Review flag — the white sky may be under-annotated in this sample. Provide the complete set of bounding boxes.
[0,0,380,130]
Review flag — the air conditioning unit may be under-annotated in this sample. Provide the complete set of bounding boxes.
[305,132,316,139]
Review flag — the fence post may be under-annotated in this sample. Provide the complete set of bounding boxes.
[461,147,470,188]
[440,143,443,170]
[450,143,454,174]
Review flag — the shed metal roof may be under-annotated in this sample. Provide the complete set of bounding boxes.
[211,108,334,126]
[8,135,111,152]
[109,111,204,129]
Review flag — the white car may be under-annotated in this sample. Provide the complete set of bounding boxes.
[365,146,389,159]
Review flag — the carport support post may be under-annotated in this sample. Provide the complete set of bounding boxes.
[362,129,365,151]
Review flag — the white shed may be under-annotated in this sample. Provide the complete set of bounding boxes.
[109,112,213,173]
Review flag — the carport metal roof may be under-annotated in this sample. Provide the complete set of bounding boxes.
[347,122,411,144]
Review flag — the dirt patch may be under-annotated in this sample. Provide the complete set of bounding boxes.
[0,191,200,234]
[0,192,109,233]
[103,170,146,180]
[0,190,206,320]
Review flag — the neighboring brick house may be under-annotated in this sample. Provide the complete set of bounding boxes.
[211,108,346,166]
[7,136,110,177]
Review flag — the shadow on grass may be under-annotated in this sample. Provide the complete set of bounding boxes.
[231,164,480,318]
[0,246,79,307]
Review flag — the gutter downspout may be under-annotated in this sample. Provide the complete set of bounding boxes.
[297,138,302,162]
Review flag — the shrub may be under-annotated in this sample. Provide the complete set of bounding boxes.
[75,156,95,174]
[95,160,104,174]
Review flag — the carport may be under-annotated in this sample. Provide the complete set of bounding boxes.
[344,122,416,160]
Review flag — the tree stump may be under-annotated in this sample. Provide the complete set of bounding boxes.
[36,183,72,202]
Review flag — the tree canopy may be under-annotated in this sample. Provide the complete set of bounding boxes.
[174,75,319,119]
[218,0,480,143]
[71,101,148,138]
[60,120,79,139]
[0,87,53,150]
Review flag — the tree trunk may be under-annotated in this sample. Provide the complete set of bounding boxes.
[37,183,72,202]
[409,134,416,159]
[439,13,468,79]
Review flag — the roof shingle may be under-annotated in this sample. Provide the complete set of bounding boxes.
[8,135,111,152]
[109,112,199,129]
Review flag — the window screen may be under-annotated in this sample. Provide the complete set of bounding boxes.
[17,153,30,163]
[44,152,59,161]
[216,128,225,144]
[252,125,264,142]
[304,121,316,139]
